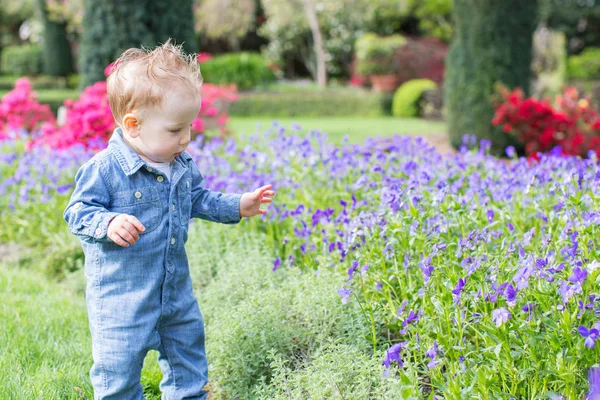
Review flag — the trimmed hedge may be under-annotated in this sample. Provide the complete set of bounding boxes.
[445,0,537,155]
[0,89,80,114]
[230,91,391,117]
[392,79,437,117]
[0,74,79,90]
[200,52,277,90]
[1,45,43,76]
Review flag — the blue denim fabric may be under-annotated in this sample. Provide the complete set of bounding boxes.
[64,128,241,399]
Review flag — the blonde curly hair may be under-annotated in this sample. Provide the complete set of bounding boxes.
[106,39,203,126]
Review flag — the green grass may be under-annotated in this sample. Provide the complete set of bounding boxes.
[0,264,163,399]
[229,116,447,145]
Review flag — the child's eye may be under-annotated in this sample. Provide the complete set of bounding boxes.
[169,128,182,133]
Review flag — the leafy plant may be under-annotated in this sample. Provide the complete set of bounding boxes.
[355,33,406,75]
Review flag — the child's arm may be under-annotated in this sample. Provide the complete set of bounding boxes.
[189,161,242,224]
[63,159,121,242]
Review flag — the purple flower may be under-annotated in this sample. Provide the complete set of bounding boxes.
[505,146,516,158]
[382,342,407,376]
[337,287,352,305]
[579,326,599,349]
[521,303,535,313]
[568,267,588,284]
[492,307,511,327]
[347,260,359,280]
[272,258,281,272]
[505,283,517,307]
[588,366,600,400]
[452,278,466,303]
[375,282,383,292]
[559,280,583,303]
[487,209,494,223]
[426,340,440,369]
[56,183,73,195]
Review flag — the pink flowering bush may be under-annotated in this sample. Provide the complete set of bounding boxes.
[1,61,238,151]
[0,78,55,141]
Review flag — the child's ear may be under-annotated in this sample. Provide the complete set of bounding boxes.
[122,113,140,137]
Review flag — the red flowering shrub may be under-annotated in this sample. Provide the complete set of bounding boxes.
[492,85,600,158]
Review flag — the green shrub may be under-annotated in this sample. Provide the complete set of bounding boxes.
[445,0,537,155]
[355,33,406,75]
[0,74,77,90]
[79,0,196,87]
[255,344,419,399]
[568,48,600,81]
[1,45,43,76]
[230,90,386,117]
[190,224,371,399]
[34,89,80,114]
[391,79,437,117]
[200,52,277,90]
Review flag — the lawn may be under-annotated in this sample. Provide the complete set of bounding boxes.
[229,116,447,144]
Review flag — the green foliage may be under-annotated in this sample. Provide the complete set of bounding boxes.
[195,227,370,398]
[0,0,34,25]
[531,27,567,98]
[37,0,74,77]
[540,0,600,53]
[260,0,374,78]
[0,74,79,90]
[255,344,418,399]
[568,47,600,81]
[391,79,437,117]
[79,0,196,88]
[230,90,387,117]
[200,52,276,90]
[1,44,43,76]
[195,0,256,45]
[445,0,538,155]
[355,33,406,75]
[409,0,453,42]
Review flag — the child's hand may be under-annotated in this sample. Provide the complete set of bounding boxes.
[107,214,146,247]
[240,184,275,218]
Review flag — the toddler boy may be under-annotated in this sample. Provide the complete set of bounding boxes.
[64,41,274,399]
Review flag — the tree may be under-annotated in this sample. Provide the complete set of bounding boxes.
[36,0,74,77]
[260,0,375,83]
[79,0,196,88]
[0,0,34,67]
[540,0,600,53]
[445,0,538,155]
[195,0,256,50]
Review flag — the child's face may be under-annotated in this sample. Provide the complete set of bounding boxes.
[123,83,201,163]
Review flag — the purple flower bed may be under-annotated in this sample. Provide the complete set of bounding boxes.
[2,124,599,397]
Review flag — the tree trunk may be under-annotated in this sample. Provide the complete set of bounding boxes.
[302,0,327,87]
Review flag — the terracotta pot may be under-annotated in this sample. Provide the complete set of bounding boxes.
[370,74,399,92]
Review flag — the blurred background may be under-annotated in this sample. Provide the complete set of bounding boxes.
[0,0,599,154]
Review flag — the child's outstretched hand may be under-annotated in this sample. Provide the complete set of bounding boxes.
[240,184,275,218]
[107,214,146,247]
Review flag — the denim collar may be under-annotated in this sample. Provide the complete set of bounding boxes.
[108,127,192,176]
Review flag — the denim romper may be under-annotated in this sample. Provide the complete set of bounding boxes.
[64,128,241,399]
